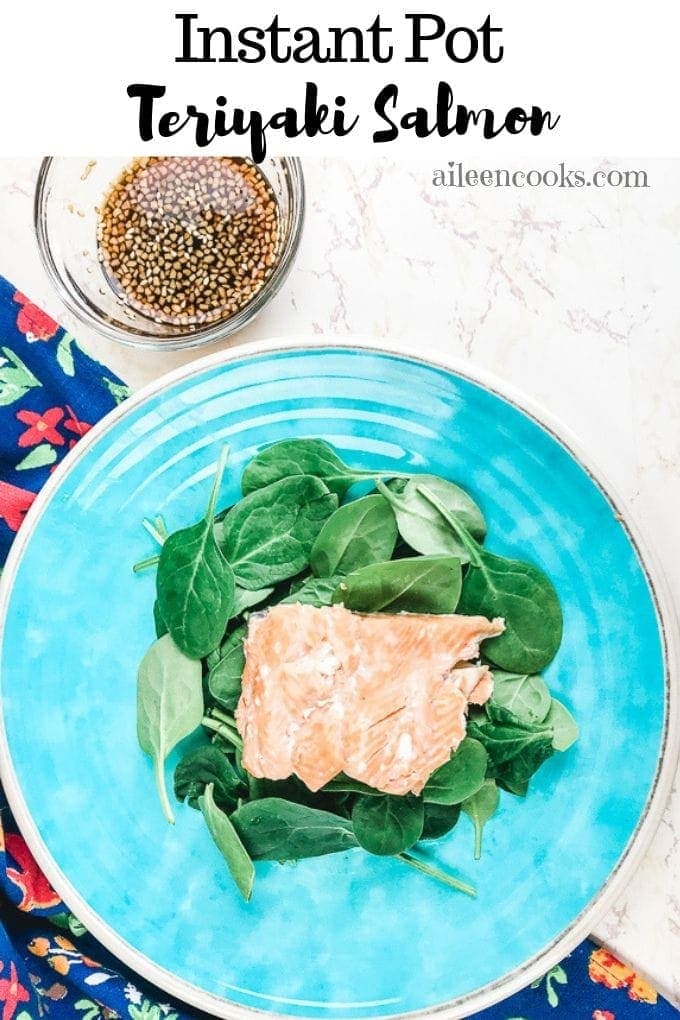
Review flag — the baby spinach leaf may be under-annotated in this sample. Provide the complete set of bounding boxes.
[232,746,249,786]
[241,438,406,499]
[491,671,552,725]
[250,777,348,816]
[208,626,246,711]
[484,698,545,732]
[199,784,255,902]
[232,798,358,860]
[219,475,338,590]
[377,475,486,561]
[352,795,424,856]
[250,776,318,806]
[332,556,462,614]
[279,574,343,608]
[157,448,235,659]
[461,780,500,859]
[174,744,244,810]
[310,494,397,577]
[469,705,555,794]
[497,770,530,798]
[231,585,274,619]
[417,485,563,673]
[545,698,579,751]
[323,775,383,796]
[423,738,488,805]
[420,802,461,841]
[153,599,168,639]
[459,548,563,673]
[137,634,204,824]
[286,572,312,594]
[205,645,221,670]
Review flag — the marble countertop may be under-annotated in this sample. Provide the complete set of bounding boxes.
[0,156,678,1006]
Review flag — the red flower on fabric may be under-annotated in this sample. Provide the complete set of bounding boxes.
[589,948,657,1004]
[0,482,36,532]
[0,960,30,1020]
[593,1011,615,1020]
[16,407,65,448]
[63,405,92,441]
[5,832,62,912]
[12,292,59,342]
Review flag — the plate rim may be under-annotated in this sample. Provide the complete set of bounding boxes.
[0,336,677,1020]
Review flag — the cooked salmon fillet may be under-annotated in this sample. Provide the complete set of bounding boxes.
[235,603,504,796]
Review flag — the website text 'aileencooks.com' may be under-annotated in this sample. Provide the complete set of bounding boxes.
[432,163,650,189]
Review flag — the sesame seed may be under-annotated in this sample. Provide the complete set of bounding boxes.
[97,156,281,327]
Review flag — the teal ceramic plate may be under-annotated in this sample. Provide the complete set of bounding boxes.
[0,342,676,1019]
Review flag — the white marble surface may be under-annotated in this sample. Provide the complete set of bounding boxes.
[0,157,678,1006]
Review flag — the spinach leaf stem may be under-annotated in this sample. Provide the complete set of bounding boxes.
[155,755,175,825]
[203,716,243,750]
[142,518,168,547]
[396,852,476,897]
[133,554,161,574]
[211,706,240,729]
[154,515,169,540]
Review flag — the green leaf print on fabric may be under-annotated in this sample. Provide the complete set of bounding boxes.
[531,963,568,1006]
[102,377,131,404]
[56,333,77,376]
[128,997,179,1020]
[50,911,87,938]
[75,1001,104,1020]
[15,445,57,470]
[0,347,41,406]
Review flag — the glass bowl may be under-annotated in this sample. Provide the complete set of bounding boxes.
[34,157,305,351]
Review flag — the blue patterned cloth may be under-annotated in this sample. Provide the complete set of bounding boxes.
[0,279,129,564]
[0,275,676,1020]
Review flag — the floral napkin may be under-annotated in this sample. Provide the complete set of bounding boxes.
[0,275,676,1020]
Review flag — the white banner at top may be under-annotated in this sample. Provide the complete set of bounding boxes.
[2,0,677,156]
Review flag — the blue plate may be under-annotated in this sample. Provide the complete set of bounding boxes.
[0,344,673,1019]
